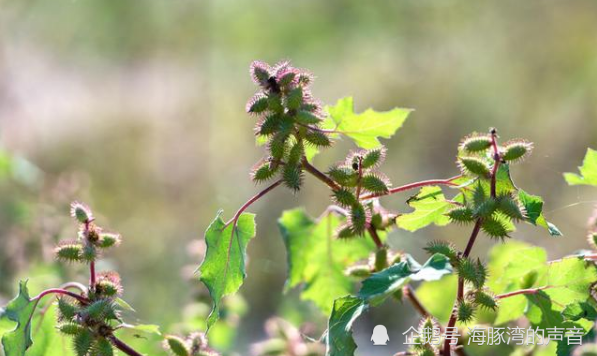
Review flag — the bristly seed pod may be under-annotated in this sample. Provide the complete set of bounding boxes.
[349,203,369,235]
[502,140,533,162]
[304,131,331,147]
[164,335,190,356]
[74,329,94,356]
[361,174,390,194]
[251,161,278,183]
[460,134,492,152]
[447,207,475,224]
[282,165,303,192]
[246,94,269,114]
[481,216,511,239]
[285,87,303,110]
[294,111,321,125]
[71,202,92,223]
[328,166,358,187]
[361,147,387,169]
[336,224,356,239]
[457,300,475,324]
[250,61,271,87]
[97,233,121,249]
[475,290,497,311]
[458,157,491,177]
[332,188,357,207]
[58,322,84,335]
[474,199,498,218]
[424,240,457,260]
[56,242,83,262]
[496,196,526,221]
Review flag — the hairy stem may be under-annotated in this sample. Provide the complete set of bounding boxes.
[301,157,340,190]
[108,335,144,356]
[359,176,461,200]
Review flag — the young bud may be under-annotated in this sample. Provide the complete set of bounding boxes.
[55,242,83,262]
[332,188,357,207]
[268,133,288,160]
[71,202,92,223]
[458,157,491,177]
[164,335,190,356]
[361,174,390,194]
[502,140,533,162]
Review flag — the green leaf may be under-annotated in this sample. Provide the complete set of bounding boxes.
[564,148,597,186]
[358,254,452,302]
[27,304,75,356]
[278,209,374,314]
[325,296,367,356]
[198,211,256,330]
[518,189,562,236]
[562,302,597,321]
[415,275,458,323]
[325,97,411,149]
[0,281,36,356]
[396,186,452,232]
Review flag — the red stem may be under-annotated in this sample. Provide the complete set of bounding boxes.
[496,286,552,299]
[301,158,340,190]
[108,335,144,356]
[367,226,384,249]
[462,219,482,257]
[359,176,461,200]
[33,288,88,304]
[225,179,283,227]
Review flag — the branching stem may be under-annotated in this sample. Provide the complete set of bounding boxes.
[301,157,340,190]
[225,179,284,227]
[108,335,144,356]
[359,176,462,200]
[496,286,553,299]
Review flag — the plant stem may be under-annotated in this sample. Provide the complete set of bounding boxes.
[496,286,552,299]
[367,226,384,249]
[225,179,283,227]
[359,176,461,200]
[33,288,88,304]
[108,335,144,356]
[442,130,501,356]
[301,157,340,190]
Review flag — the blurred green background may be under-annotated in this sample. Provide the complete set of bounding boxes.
[1,0,597,355]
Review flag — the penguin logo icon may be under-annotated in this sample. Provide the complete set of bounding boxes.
[371,325,389,345]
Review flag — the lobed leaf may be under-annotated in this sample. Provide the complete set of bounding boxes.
[198,211,256,330]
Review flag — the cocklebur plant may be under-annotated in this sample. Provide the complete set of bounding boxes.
[0,202,166,356]
[197,60,597,356]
